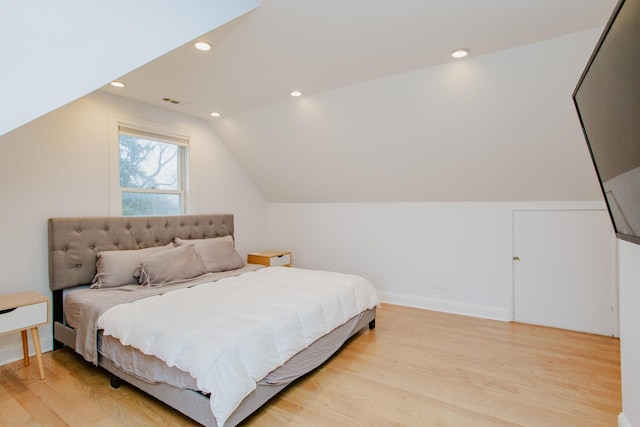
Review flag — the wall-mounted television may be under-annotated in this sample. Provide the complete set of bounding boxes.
[573,0,640,245]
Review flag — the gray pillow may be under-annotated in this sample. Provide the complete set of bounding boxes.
[138,244,208,287]
[175,235,244,272]
[91,243,174,289]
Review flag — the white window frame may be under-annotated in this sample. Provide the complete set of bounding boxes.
[108,113,190,216]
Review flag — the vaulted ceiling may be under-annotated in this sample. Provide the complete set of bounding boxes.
[96,0,617,203]
[0,0,259,136]
[4,0,619,203]
[101,0,616,120]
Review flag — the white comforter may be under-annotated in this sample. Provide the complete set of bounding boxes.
[97,267,380,427]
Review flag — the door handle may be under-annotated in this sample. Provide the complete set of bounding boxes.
[513,256,520,261]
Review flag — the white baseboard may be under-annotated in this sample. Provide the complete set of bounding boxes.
[379,291,511,321]
[0,330,53,367]
[619,412,632,427]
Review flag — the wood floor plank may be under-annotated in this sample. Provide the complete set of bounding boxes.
[0,381,39,427]
[0,304,621,426]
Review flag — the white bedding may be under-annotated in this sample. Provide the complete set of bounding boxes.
[97,267,380,427]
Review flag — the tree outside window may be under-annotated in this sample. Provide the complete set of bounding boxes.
[118,128,187,216]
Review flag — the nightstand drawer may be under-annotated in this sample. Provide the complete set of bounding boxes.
[0,302,47,334]
[269,253,291,266]
[248,251,292,267]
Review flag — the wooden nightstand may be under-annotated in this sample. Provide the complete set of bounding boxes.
[0,291,49,379]
[247,250,292,267]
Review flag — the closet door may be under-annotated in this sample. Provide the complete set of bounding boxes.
[513,210,616,336]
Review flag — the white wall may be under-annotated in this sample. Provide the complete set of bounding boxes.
[0,0,259,136]
[0,91,267,365]
[619,241,640,427]
[267,201,608,321]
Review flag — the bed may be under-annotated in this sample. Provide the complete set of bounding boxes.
[48,214,379,427]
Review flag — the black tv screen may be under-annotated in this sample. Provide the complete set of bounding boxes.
[573,0,640,245]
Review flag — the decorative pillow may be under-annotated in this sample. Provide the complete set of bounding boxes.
[175,235,245,273]
[91,243,174,289]
[138,244,208,287]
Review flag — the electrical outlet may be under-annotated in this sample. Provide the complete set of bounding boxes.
[434,280,445,289]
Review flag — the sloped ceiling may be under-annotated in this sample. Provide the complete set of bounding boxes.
[101,0,616,119]
[11,0,616,203]
[0,0,259,136]
[97,0,617,203]
[212,28,610,203]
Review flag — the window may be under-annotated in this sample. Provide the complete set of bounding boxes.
[109,115,189,216]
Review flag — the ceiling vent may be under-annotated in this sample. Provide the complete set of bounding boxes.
[162,97,189,106]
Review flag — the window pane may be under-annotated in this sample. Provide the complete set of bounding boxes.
[119,135,179,190]
[122,192,181,216]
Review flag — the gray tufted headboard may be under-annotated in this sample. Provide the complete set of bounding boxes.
[48,214,235,292]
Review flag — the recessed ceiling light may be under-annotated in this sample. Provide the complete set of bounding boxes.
[209,112,221,117]
[290,91,302,97]
[451,49,470,59]
[110,81,126,88]
[194,41,212,51]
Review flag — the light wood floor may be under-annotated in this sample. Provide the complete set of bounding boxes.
[0,304,621,426]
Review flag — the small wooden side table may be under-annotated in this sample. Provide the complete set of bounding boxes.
[0,291,49,379]
[247,250,292,267]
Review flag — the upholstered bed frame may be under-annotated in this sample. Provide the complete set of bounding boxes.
[48,214,376,426]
